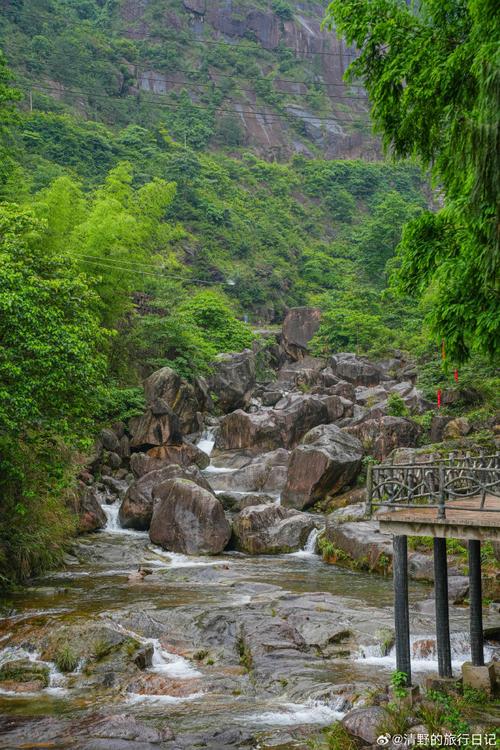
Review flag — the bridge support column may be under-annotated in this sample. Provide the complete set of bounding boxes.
[468,540,484,666]
[433,537,452,677]
[393,534,411,685]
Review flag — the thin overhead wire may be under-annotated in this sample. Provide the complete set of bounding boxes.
[23,82,369,125]
[73,254,216,284]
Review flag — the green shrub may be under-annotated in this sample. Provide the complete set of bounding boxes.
[54,644,79,673]
[387,393,410,417]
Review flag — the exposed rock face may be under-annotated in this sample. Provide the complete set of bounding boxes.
[208,349,256,413]
[218,492,276,512]
[325,520,393,570]
[129,403,182,450]
[443,417,471,439]
[216,395,329,451]
[232,504,317,554]
[149,479,231,555]
[143,366,204,433]
[75,485,107,533]
[330,353,384,386]
[342,706,386,745]
[282,425,363,510]
[344,416,421,461]
[208,449,290,494]
[281,307,322,360]
[119,464,211,530]
[145,441,210,470]
[130,441,209,476]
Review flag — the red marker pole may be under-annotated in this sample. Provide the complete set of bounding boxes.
[437,389,442,409]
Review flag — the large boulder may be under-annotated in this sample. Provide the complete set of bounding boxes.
[344,416,421,461]
[276,356,325,388]
[330,353,384,386]
[207,449,290,493]
[118,464,211,530]
[75,485,107,533]
[281,424,363,510]
[208,349,256,413]
[129,441,209,476]
[143,366,205,433]
[324,520,393,571]
[129,402,182,450]
[232,504,317,554]
[342,707,386,745]
[216,395,329,451]
[281,307,322,360]
[149,479,231,555]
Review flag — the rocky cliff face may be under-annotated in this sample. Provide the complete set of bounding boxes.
[120,0,377,160]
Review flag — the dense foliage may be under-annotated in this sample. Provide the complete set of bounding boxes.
[324,0,500,362]
[5,0,482,585]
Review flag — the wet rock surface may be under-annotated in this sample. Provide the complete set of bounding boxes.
[149,478,231,554]
[231,504,317,554]
[282,424,363,510]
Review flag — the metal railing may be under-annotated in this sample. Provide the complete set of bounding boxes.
[366,452,500,520]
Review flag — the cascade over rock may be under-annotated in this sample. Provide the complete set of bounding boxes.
[231,504,318,554]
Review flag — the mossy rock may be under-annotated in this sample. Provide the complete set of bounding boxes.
[0,659,50,687]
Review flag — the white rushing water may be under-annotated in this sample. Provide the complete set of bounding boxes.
[100,500,147,536]
[113,623,202,680]
[0,645,67,697]
[197,428,216,456]
[357,631,496,674]
[242,697,346,727]
[289,528,322,558]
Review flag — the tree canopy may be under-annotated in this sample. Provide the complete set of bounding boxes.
[324,0,500,361]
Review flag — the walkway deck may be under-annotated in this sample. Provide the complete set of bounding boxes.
[377,495,500,541]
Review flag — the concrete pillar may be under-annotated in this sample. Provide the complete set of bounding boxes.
[433,537,452,677]
[393,534,411,685]
[468,540,484,666]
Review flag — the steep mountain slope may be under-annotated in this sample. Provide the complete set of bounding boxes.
[0,0,375,159]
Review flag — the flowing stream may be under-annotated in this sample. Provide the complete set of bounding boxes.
[0,444,498,749]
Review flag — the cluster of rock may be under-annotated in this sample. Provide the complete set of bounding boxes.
[77,306,432,557]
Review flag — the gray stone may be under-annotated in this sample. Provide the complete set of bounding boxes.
[341,706,386,744]
[209,349,256,413]
[281,306,322,360]
[232,504,317,554]
[282,424,363,510]
[149,479,231,555]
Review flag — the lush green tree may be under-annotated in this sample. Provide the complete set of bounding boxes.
[130,290,254,380]
[0,203,109,584]
[0,203,108,430]
[0,49,22,193]
[324,0,500,361]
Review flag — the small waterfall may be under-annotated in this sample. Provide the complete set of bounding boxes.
[101,501,121,532]
[289,528,322,558]
[304,528,320,554]
[197,428,215,456]
[357,631,496,673]
[0,645,67,696]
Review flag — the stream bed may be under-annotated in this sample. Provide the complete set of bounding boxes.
[0,447,498,749]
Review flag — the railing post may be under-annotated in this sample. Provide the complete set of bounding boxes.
[366,463,373,517]
[438,464,446,519]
